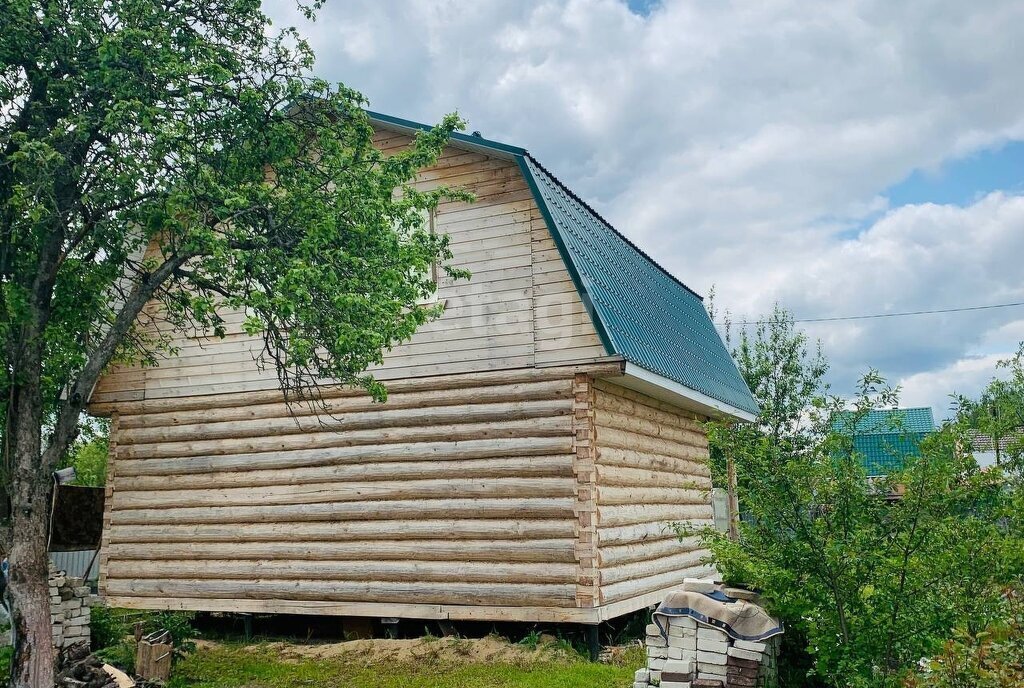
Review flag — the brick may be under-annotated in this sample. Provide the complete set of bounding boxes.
[660,682,692,688]
[726,675,757,687]
[649,670,661,683]
[723,586,760,601]
[691,680,724,688]
[696,638,728,654]
[72,586,91,597]
[733,639,767,653]
[698,664,728,677]
[682,578,716,594]
[647,647,668,659]
[646,623,662,636]
[667,646,684,660]
[633,683,648,688]
[669,616,697,630]
[662,659,694,675]
[696,650,727,665]
[726,656,761,669]
[635,669,651,683]
[646,635,668,648]
[668,635,697,650]
[696,626,728,642]
[727,646,762,662]
[649,658,666,671]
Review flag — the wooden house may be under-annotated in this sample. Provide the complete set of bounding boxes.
[87,112,758,626]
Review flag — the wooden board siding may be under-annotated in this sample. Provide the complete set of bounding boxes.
[591,379,716,608]
[91,129,605,407]
[99,366,633,619]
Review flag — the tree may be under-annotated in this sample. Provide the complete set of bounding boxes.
[1,3,468,685]
[696,313,1021,686]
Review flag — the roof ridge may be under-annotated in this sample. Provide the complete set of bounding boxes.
[523,154,704,302]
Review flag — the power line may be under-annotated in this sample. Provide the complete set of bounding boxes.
[724,300,1024,326]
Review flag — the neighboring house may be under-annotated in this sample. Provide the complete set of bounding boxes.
[86,112,757,626]
[837,407,936,477]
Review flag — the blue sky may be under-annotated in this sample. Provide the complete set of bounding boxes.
[886,141,1024,207]
[268,0,1024,419]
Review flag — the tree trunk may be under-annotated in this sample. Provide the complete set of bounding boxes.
[7,358,56,687]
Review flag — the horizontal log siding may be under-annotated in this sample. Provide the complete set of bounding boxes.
[101,370,589,611]
[592,380,715,605]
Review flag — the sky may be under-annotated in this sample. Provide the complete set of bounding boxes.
[266,0,1024,420]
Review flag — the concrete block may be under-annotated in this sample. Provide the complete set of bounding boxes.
[648,647,668,659]
[667,646,684,660]
[646,623,662,636]
[669,616,697,629]
[660,682,692,688]
[649,658,666,671]
[73,586,91,598]
[682,577,716,593]
[635,668,651,682]
[646,635,668,648]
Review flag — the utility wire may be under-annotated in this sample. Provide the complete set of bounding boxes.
[724,300,1024,326]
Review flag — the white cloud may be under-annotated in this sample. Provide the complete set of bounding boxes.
[265,0,1024,413]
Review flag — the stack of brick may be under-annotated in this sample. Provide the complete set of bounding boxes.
[49,566,97,650]
[635,581,780,688]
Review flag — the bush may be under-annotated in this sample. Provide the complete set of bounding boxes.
[89,607,198,672]
[906,587,1024,688]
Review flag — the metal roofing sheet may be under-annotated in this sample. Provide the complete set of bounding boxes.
[520,155,759,417]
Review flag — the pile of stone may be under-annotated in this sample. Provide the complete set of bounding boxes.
[50,566,98,650]
[634,579,781,688]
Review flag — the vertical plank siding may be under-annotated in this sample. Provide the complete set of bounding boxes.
[592,380,716,605]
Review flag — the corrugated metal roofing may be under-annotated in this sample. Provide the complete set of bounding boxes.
[519,155,758,417]
[366,111,758,418]
[835,408,936,476]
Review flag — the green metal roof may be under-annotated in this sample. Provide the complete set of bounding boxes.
[367,111,758,418]
[834,408,936,476]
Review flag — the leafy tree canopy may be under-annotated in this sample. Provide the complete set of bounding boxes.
[1,2,468,685]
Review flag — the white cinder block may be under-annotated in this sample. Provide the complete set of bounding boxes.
[734,639,767,653]
[647,647,668,659]
[696,638,729,654]
[646,635,668,648]
[667,646,684,660]
[728,646,763,661]
[696,650,727,665]
[646,623,662,636]
[659,682,692,688]
[682,577,716,593]
[635,669,651,682]
[649,658,666,671]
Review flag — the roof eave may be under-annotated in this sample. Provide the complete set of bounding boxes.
[366,110,526,160]
[619,363,758,423]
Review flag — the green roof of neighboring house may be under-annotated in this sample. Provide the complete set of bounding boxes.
[835,407,936,476]
[367,111,758,418]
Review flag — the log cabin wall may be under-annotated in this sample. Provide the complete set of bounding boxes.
[591,379,716,614]
[99,365,629,621]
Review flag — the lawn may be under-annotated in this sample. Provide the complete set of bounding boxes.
[166,638,641,688]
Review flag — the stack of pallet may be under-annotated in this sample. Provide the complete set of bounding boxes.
[634,581,780,688]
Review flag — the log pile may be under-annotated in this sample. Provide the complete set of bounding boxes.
[50,566,98,649]
[55,642,136,688]
[635,581,780,688]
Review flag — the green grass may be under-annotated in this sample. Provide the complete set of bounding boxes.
[167,642,641,688]
[0,645,11,678]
